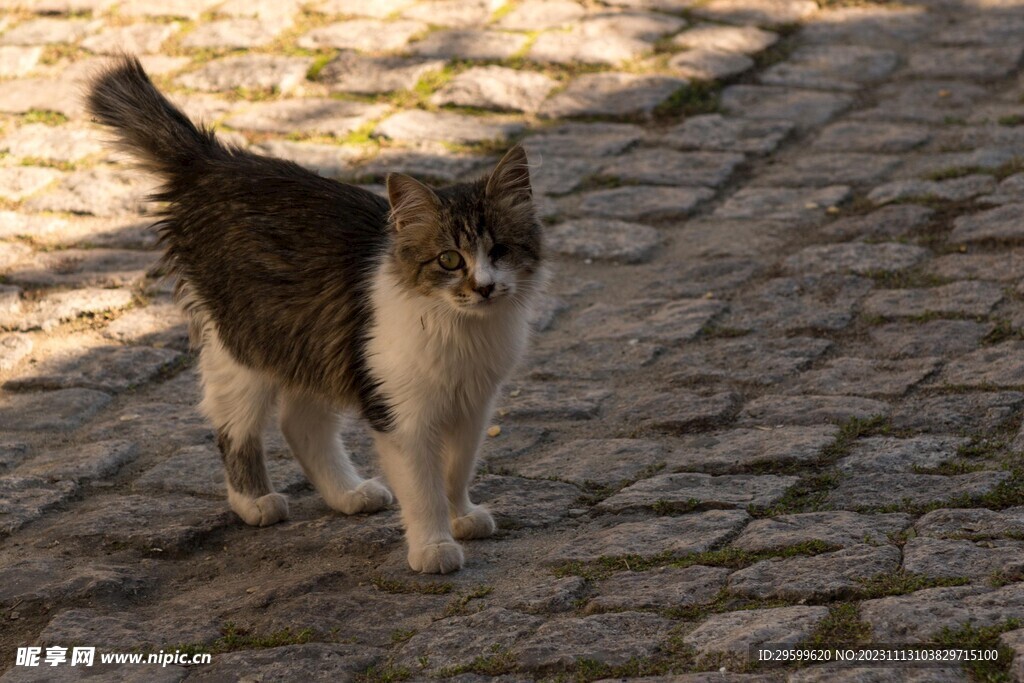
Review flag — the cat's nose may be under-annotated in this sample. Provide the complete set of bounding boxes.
[475,283,495,299]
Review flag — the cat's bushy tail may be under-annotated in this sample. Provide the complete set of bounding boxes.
[85,54,224,178]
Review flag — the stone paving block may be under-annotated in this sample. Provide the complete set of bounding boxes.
[729,544,902,601]
[546,219,662,264]
[669,336,832,385]
[374,110,523,145]
[721,86,853,130]
[118,0,222,19]
[674,218,791,258]
[903,537,1024,581]
[763,45,898,91]
[409,29,528,60]
[497,383,610,421]
[522,122,643,158]
[0,388,111,432]
[904,147,1016,178]
[836,436,966,474]
[528,31,650,66]
[576,186,715,221]
[133,444,308,497]
[788,665,963,682]
[905,46,1024,81]
[713,185,850,222]
[672,24,778,53]
[102,302,188,348]
[1002,629,1024,683]
[827,471,1010,511]
[504,575,587,614]
[756,153,901,187]
[684,605,828,663]
[539,73,686,119]
[667,49,754,81]
[431,66,556,113]
[611,389,739,434]
[17,439,138,484]
[176,55,312,94]
[821,205,933,241]
[800,6,935,46]
[0,556,151,609]
[188,644,381,683]
[0,333,33,372]
[0,78,83,117]
[548,511,751,563]
[0,18,96,46]
[792,357,939,398]
[812,121,932,153]
[951,204,1024,243]
[928,251,1024,283]
[603,149,745,187]
[916,507,1024,540]
[471,475,581,529]
[530,157,596,196]
[732,511,911,552]
[861,583,1024,642]
[574,298,724,344]
[514,612,674,670]
[182,19,286,49]
[217,0,302,22]
[9,248,157,288]
[0,475,77,536]
[298,19,427,52]
[854,80,989,124]
[252,140,361,178]
[497,0,586,30]
[226,99,388,137]
[693,0,817,24]
[401,0,498,27]
[723,275,872,332]
[865,320,992,360]
[738,394,889,427]
[891,392,1024,434]
[394,607,542,672]
[868,175,997,205]
[980,174,1024,206]
[5,342,180,393]
[24,166,151,217]
[357,146,488,183]
[0,166,61,201]
[0,45,43,77]
[39,605,222,649]
[316,53,445,95]
[863,281,1004,319]
[1,123,104,162]
[598,472,798,513]
[784,242,927,275]
[587,565,729,613]
[312,0,413,17]
[661,115,793,155]
[939,342,1024,388]
[669,426,837,474]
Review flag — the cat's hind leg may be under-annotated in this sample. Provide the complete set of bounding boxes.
[199,329,287,526]
[279,391,393,515]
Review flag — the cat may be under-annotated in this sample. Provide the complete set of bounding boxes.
[86,55,545,574]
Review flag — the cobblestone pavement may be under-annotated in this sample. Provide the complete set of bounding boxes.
[4,0,1024,680]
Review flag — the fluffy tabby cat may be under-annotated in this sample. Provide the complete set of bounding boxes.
[86,56,544,574]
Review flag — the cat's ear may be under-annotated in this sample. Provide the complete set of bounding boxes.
[486,144,532,204]
[386,173,439,232]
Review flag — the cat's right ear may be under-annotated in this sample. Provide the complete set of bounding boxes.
[386,173,439,232]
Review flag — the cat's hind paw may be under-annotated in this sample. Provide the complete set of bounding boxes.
[230,491,290,527]
[327,478,394,515]
[452,506,496,540]
[408,541,464,574]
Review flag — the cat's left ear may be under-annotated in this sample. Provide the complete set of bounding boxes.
[486,144,532,204]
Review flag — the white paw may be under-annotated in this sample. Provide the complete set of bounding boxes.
[230,491,289,527]
[452,506,496,540]
[408,541,464,574]
[326,478,394,515]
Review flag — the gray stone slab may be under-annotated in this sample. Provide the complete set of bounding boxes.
[713,186,850,222]
[669,336,832,385]
[916,507,1024,540]
[0,333,32,373]
[470,475,580,529]
[0,166,61,201]
[528,31,650,66]
[827,471,1010,510]
[785,242,928,275]
[38,605,222,649]
[577,186,715,221]
[530,157,595,196]
[527,338,663,381]
[5,343,181,393]
[573,298,725,343]
[738,395,890,427]
[0,476,77,536]
[522,123,643,158]
[836,436,966,474]
[928,251,1024,283]
[0,46,42,77]
[861,583,1024,642]
[598,473,798,513]
[672,24,779,53]
[539,73,686,119]
[188,644,381,683]
[670,425,838,474]
[813,121,932,153]
[23,167,150,217]
[0,556,150,609]
[891,392,1024,434]
[729,544,901,601]
[668,49,754,81]
[395,608,542,672]
[357,146,488,183]
[757,153,901,187]
[251,140,359,178]
[684,605,829,663]
[548,511,751,563]
[512,438,667,487]
[904,537,1024,581]
[17,439,138,484]
[792,357,939,398]
[1,288,134,332]
[603,149,745,187]
[317,53,445,95]
[661,114,793,155]
[176,55,312,94]
[400,0,495,27]
[298,19,427,52]
[821,205,933,241]
[0,388,111,432]
[721,86,853,130]
[939,342,1024,388]
[865,320,991,360]
[587,565,729,612]
[133,444,307,497]
[722,275,872,332]
[410,29,528,60]
[863,281,1004,319]
[505,575,587,614]
[693,0,817,24]
[514,612,674,670]
[855,80,990,124]
[0,78,82,117]
[674,218,791,258]
[801,5,934,46]
[226,99,388,137]
[310,0,413,17]
[497,0,586,30]
[905,47,1024,81]
[951,204,1024,243]
[1,123,104,163]
[497,383,610,421]
[81,22,179,54]
[612,389,739,434]
[431,66,556,113]
[374,110,523,145]
[869,175,997,205]
[182,18,284,48]
[546,219,661,264]
[0,18,95,46]
[731,511,911,552]
[8,248,157,288]
[761,45,898,91]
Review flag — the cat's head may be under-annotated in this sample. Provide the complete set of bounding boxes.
[386,145,543,315]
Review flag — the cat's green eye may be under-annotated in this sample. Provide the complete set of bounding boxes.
[438,250,464,271]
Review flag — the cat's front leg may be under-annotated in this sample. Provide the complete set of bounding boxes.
[443,403,496,540]
[373,429,463,574]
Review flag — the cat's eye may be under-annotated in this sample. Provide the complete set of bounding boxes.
[490,244,509,261]
[438,250,464,270]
